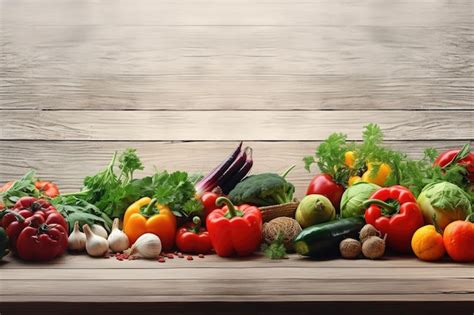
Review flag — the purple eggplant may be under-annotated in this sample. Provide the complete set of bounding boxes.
[221,147,253,194]
[195,142,242,196]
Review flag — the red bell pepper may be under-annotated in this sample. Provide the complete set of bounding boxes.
[1,196,68,251]
[201,191,220,219]
[175,216,213,254]
[433,144,474,183]
[363,185,424,253]
[15,216,68,261]
[206,197,262,257]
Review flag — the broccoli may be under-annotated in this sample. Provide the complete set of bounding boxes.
[228,172,295,207]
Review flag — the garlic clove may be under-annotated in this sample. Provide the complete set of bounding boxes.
[91,224,108,239]
[128,233,162,259]
[83,224,109,257]
[68,221,86,251]
[108,218,130,253]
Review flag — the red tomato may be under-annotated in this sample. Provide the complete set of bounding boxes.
[306,174,344,210]
[201,192,220,218]
[443,218,474,262]
[434,148,474,182]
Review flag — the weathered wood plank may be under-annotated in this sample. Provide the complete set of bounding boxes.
[2,279,472,300]
[3,78,471,111]
[0,141,470,197]
[1,110,472,141]
[1,24,472,110]
[1,0,472,111]
[1,253,472,270]
[2,266,470,280]
[1,0,472,27]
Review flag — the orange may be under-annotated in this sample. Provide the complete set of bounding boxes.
[411,225,445,261]
[443,219,474,262]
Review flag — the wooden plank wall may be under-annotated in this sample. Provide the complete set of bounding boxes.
[0,0,472,198]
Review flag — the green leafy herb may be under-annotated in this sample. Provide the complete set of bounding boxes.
[0,170,40,208]
[261,233,287,259]
[77,149,146,218]
[118,148,144,182]
[304,132,351,185]
[153,171,203,218]
[52,195,113,233]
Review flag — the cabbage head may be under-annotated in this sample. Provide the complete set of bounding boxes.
[417,181,472,229]
[340,182,380,218]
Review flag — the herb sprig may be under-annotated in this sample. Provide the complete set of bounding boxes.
[261,233,288,260]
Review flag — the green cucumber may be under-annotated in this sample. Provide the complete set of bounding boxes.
[294,216,365,257]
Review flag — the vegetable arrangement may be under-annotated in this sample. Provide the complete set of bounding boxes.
[0,125,472,265]
[299,124,472,261]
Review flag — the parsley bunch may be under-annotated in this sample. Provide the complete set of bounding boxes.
[60,149,202,224]
[304,132,352,185]
[153,171,203,218]
[261,233,287,259]
[79,148,144,218]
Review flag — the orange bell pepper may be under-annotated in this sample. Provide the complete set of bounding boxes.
[123,197,176,251]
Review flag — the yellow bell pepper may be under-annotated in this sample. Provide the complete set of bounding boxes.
[345,151,391,186]
[344,151,356,169]
[123,197,176,251]
[360,162,391,186]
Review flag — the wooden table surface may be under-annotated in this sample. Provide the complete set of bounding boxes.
[1,253,473,314]
[0,0,473,313]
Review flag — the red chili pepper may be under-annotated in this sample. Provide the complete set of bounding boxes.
[1,196,68,251]
[15,216,68,261]
[175,216,213,254]
[433,144,474,182]
[206,197,262,257]
[35,181,60,198]
[201,192,220,219]
[364,186,424,253]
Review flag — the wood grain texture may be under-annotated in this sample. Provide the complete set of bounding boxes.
[0,141,470,197]
[3,279,472,299]
[2,0,473,27]
[1,110,473,141]
[1,0,473,311]
[1,255,472,303]
[1,0,473,110]
[2,253,472,270]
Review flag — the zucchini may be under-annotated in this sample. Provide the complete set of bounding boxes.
[294,216,365,257]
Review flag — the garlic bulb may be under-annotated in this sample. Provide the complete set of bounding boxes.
[91,224,108,239]
[127,233,162,259]
[68,221,86,251]
[108,218,129,252]
[83,224,109,257]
